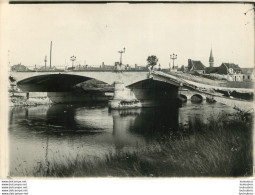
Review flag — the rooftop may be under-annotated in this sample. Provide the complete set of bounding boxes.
[221,63,241,70]
[241,68,254,74]
[190,60,206,70]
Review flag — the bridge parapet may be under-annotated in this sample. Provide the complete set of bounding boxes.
[11,71,148,87]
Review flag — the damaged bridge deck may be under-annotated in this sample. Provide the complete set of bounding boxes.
[151,71,254,111]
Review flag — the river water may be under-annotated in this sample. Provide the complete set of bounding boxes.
[9,101,236,176]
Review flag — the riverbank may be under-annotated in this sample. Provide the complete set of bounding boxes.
[9,94,52,107]
[30,111,253,177]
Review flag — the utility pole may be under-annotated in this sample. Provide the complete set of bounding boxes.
[49,41,52,69]
[44,56,47,70]
[118,47,125,65]
[170,53,177,69]
[70,55,76,69]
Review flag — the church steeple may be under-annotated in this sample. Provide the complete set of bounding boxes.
[209,48,214,67]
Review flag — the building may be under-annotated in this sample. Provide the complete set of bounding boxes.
[218,63,243,81]
[206,63,243,82]
[101,62,115,70]
[217,63,242,75]
[204,48,252,82]
[134,64,147,71]
[11,63,30,71]
[242,68,254,81]
[209,48,214,67]
[205,67,219,74]
[187,59,206,74]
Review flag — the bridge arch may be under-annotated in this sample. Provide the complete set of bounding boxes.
[127,78,179,107]
[17,74,106,92]
[191,94,203,103]
[178,94,188,103]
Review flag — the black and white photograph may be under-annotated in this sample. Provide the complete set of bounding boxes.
[1,1,254,180]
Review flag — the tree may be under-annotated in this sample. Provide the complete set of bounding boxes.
[147,55,158,70]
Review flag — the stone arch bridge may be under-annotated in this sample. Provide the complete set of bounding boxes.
[11,70,254,111]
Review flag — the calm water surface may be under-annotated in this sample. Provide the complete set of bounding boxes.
[9,102,236,176]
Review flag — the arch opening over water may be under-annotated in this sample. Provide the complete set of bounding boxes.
[127,78,180,107]
[17,74,104,92]
[191,94,203,103]
[179,94,188,103]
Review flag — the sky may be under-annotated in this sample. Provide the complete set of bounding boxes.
[2,3,254,68]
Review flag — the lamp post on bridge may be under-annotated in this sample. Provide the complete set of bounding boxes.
[70,55,76,69]
[118,47,125,65]
[170,53,177,69]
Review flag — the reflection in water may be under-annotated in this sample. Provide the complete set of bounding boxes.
[47,104,77,130]
[112,107,179,139]
[112,109,143,151]
[9,102,235,176]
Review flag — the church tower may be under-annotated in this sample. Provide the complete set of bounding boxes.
[209,48,214,67]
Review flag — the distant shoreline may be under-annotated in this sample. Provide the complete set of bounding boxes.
[11,70,149,73]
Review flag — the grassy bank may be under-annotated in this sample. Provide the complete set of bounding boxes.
[30,111,253,177]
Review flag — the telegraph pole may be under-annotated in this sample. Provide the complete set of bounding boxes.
[49,41,52,69]
[170,53,177,68]
[44,56,47,70]
[118,47,125,65]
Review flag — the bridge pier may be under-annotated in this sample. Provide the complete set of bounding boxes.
[109,79,181,109]
[109,82,142,109]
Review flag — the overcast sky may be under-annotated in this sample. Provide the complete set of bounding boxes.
[2,3,254,68]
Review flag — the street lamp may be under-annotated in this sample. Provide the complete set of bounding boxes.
[118,47,125,65]
[70,55,76,69]
[170,53,177,69]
